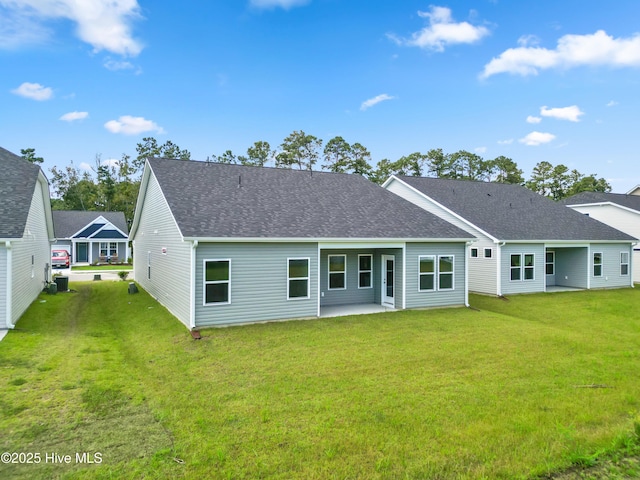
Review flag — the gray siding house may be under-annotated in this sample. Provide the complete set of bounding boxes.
[0,147,55,330]
[52,211,129,264]
[129,159,475,329]
[384,176,636,296]
[562,191,640,282]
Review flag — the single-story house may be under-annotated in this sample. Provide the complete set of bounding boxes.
[561,191,640,282]
[383,175,637,296]
[0,147,55,329]
[52,211,130,264]
[129,158,475,329]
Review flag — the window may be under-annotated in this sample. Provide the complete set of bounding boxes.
[358,254,372,289]
[621,252,629,276]
[510,254,535,281]
[510,254,521,281]
[593,252,602,277]
[524,254,535,280]
[204,260,230,305]
[438,255,454,290]
[100,242,118,257]
[470,248,478,258]
[484,248,492,258]
[418,256,435,291]
[545,251,555,275]
[288,258,310,299]
[328,255,346,290]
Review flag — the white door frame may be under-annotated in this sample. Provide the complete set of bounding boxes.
[381,254,395,307]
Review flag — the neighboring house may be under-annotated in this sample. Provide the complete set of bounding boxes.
[52,211,130,264]
[561,191,640,282]
[0,147,55,330]
[129,158,475,329]
[383,176,637,296]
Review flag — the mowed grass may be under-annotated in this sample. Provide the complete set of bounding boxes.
[0,284,639,479]
[71,264,133,271]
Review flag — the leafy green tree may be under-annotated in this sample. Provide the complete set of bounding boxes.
[425,148,453,178]
[243,141,273,167]
[134,137,191,172]
[214,150,238,164]
[349,143,373,177]
[491,156,524,184]
[567,174,611,196]
[323,136,352,173]
[277,130,323,170]
[21,148,44,164]
[449,150,487,180]
[526,161,554,197]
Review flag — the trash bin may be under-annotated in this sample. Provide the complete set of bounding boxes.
[54,276,69,292]
[48,282,57,294]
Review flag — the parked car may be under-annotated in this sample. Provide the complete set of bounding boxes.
[51,250,70,268]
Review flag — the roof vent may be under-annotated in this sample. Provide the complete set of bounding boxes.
[238,175,242,188]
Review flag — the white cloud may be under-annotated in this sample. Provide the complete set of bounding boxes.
[360,93,395,111]
[606,100,619,107]
[249,0,309,9]
[11,81,52,100]
[104,115,165,135]
[475,146,487,154]
[104,58,133,70]
[540,105,584,122]
[79,162,92,171]
[388,5,489,52]
[526,115,542,124]
[481,30,640,79]
[0,0,143,56]
[60,111,88,121]
[101,158,119,168]
[519,131,556,146]
[497,139,514,145]
[517,34,540,47]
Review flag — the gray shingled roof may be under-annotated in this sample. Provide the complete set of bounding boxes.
[147,158,474,240]
[397,176,636,242]
[561,191,640,212]
[52,211,129,239]
[0,147,42,238]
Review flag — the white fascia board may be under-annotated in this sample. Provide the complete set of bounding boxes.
[383,176,499,243]
[38,171,56,241]
[567,201,640,215]
[69,215,110,239]
[87,221,128,239]
[183,237,474,245]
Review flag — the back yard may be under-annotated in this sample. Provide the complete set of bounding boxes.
[0,283,639,479]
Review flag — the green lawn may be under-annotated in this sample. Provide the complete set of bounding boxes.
[0,284,639,479]
[71,264,133,271]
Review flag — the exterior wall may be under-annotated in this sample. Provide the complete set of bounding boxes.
[52,241,71,254]
[133,171,192,327]
[87,240,127,263]
[320,249,375,306]
[590,243,634,289]
[405,242,466,308]
[500,243,546,295]
[377,248,402,308]
[0,247,6,329]
[11,182,52,325]
[554,248,588,289]
[385,178,495,294]
[195,242,318,327]
[570,204,640,282]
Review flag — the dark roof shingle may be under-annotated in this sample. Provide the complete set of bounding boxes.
[147,158,474,240]
[397,176,636,242]
[52,211,129,238]
[561,191,640,212]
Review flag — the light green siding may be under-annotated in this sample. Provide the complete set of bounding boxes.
[11,180,52,325]
[133,170,192,327]
[590,243,634,289]
[195,242,318,327]
[405,242,466,308]
[320,249,375,306]
[501,243,546,295]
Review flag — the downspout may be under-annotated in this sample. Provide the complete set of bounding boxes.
[465,241,472,307]
[5,241,13,329]
[402,243,406,310]
[587,244,591,290]
[631,243,636,288]
[496,241,505,296]
[189,240,198,330]
[317,244,321,317]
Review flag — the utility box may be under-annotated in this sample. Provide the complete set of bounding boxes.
[54,276,69,292]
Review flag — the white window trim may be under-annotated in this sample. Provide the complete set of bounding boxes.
[358,254,373,289]
[620,251,630,276]
[203,259,231,306]
[484,248,492,259]
[593,252,603,278]
[510,253,521,281]
[545,251,555,276]
[288,257,310,300]
[470,248,478,258]
[418,255,436,292]
[510,253,535,282]
[437,255,455,291]
[328,254,347,291]
[523,253,535,281]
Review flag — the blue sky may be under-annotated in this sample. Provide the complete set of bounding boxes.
[2,0,640,191]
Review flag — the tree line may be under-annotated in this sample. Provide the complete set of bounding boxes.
[20,131,611,225]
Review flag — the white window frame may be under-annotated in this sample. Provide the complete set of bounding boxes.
[484,248,492,259]
[620,251,630,276]
[510,253,535,282]
[438,255,455,291]
[358,254,373,289]
[288,257,310,300]
[203,259,231,306]
[100,242,108,257]
[418,255,436,292]
[593,252,603,277]
[510,254,521,281]
[470,248,478,258]
[328,254,346,290]
[545,251,555,276]
[109,242,118,256]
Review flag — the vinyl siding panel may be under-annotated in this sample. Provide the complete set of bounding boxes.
[554,248,588,289]
[320,250,375,306]
[377,248,402,309]
[133,170,192,327]
[570,204,640,282]
[195,242,318,327]
[501,243,545,295]
[590,243,634,289]
[11,181,52,325]
[0,247,6,329]
[405,242,466,308]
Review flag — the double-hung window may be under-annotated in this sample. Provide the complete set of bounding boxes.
[510,253,535,281]
[439,256,454,290]
[418,255,454,291]
[328,255,346,290]
[204,259,230,305]
[593,252,603,277]
[358,254,372,289]
[484,248,492,258]
[418,256,435,291]
[620,252,629,276]
[288,258,310,300]
[545,251,555,275]
[470,248,478,258]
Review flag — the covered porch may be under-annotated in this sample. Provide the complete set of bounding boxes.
[320,303,396,318]
[544,245,588,290]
